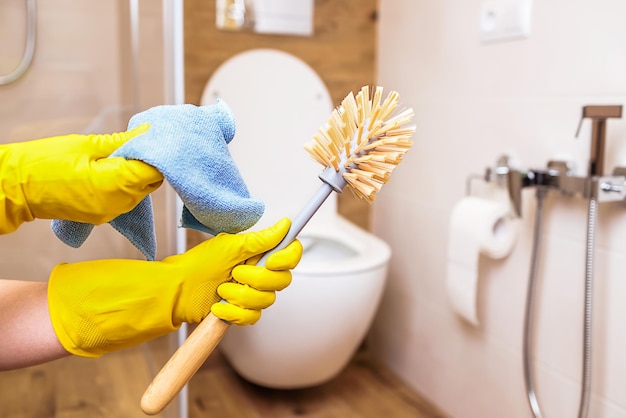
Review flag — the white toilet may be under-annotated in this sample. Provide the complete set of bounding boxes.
[200,48,391,389]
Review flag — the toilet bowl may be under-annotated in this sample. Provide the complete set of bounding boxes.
[200,48,391,389]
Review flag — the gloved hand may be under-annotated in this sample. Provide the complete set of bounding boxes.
[0,125,163,233]
[48,218,302,357]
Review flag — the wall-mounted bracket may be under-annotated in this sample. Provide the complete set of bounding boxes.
[589,176,626,201]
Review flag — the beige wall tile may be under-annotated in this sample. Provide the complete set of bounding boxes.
[373,0,626,417]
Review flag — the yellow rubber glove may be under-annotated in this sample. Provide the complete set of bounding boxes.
[48,218,302,358]
[0,124,163,233]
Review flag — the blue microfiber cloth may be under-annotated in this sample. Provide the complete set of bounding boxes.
[51,100,265,260]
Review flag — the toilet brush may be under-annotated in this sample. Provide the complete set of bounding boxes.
[140,85,415,415]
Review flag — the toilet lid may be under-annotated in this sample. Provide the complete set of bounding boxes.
[201,49,335,230]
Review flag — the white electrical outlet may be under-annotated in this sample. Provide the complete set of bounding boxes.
[480,0,532,43]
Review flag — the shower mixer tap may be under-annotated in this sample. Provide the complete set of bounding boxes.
[506,163,568,217]
[469,155,572,217]
[503,105,626,216]
[506,163,626,216]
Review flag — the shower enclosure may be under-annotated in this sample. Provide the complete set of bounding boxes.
[0,0,182,267]
[0,0,185,417]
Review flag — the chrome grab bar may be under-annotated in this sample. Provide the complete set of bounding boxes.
[0,0,36,85]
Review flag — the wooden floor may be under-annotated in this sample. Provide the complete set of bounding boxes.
[0,336,448,418]
[0,341,166,418]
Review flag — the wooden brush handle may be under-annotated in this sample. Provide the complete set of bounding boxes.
[140,313,230,415]
[141,183,335,415]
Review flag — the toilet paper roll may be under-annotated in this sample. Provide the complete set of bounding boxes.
[446,196,519,326]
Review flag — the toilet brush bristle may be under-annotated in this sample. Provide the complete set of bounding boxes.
[304,85,415,202]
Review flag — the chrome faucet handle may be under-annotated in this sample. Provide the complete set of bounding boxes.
[489,154,526,218]
[575,105,623,176]
[507,168,525,218]
[506,161,573,217]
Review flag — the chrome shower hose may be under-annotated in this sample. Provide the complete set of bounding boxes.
[523,188,595,418]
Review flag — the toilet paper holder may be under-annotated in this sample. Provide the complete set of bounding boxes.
[466,154,526,218]
[466,154,514,196]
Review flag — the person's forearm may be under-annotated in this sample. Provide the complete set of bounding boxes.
[0,279,69,370]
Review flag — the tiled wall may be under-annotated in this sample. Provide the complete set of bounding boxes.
[371,1,626,417]
[0,0,173,280]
